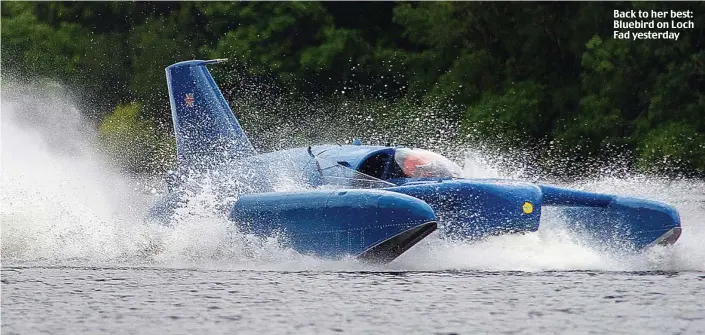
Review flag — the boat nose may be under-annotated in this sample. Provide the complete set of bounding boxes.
[655,226,682,246]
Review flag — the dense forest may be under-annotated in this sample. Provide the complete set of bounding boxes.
[2,2,704,178]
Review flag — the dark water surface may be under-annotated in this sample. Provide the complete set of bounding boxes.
[2,267,705,334]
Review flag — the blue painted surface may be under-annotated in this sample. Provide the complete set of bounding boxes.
[540,185,681,250]
[153,60,682,262]
[385,179,543,239]
[166,59,255,166]
[232,189,436,258]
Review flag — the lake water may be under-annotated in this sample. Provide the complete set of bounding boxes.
[2,267,705,334]
[3,84,705,334]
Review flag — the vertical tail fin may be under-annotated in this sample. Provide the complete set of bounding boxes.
[165,59,255,167]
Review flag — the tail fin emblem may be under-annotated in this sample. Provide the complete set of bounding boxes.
[166,59,256,162]
[184,93,195,107]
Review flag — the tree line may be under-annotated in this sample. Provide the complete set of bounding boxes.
[2,2,704,177]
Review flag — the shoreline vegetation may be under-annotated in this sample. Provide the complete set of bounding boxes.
[2,2,704,178]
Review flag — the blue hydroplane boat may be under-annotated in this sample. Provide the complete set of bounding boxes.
[151,59,682,263]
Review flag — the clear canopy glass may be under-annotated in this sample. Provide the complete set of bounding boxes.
[393,148,463,178]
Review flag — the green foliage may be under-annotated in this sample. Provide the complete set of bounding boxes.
[2,2,129,117]
[463,81,546,148]
[2,2,704,176]
[98,103,175,173]
[638,121,705,174]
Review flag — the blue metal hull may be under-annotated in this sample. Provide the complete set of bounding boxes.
[540,185,682,250]
[231,189,437,262]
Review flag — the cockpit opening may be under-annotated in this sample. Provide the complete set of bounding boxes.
[356,147,463,181]
[358,152,391,179]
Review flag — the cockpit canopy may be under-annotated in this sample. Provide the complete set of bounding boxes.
[313,145,463,186]
[393,148,463,178]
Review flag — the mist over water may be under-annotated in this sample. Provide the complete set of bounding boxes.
[1,84,153,264]
[2,83,704,272]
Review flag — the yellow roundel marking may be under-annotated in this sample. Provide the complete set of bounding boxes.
[522,202,534,214]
